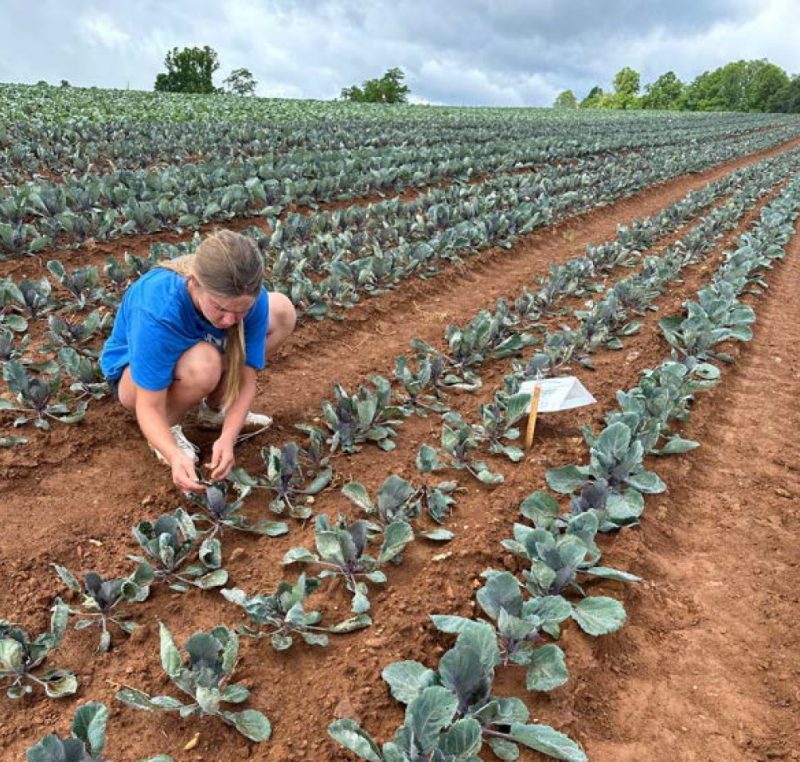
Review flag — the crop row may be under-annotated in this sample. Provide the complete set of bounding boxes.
[3,142,799,439]
[0,106,779,187]
[2,146,796,440]
[3,120,800,257]
[7,80,800,126]
[5,156,797,760]
[415,147,799,492]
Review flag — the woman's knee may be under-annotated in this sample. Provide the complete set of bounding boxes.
[175,342,223,394]
[269,292,297,337]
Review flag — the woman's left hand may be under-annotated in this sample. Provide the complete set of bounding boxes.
[207,437,236,481]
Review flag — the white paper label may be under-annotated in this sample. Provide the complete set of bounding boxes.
[518,377,596,413]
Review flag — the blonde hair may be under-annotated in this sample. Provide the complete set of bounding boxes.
[160,230,264,411]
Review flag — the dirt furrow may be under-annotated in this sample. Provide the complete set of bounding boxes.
[566,224,800,761]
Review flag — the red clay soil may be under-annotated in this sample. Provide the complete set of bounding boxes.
[0,145,799,761]
[571,223,800,762]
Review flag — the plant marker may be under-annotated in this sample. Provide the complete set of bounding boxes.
[524,381,542,450]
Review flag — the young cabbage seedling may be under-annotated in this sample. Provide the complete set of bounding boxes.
[187,483,288,537]
[497,511,639,637]
[431,571,571,694]
[16,277,55,319]
[0,360,87,429]
[0,327,29,362]
[342,474,454,542]
[117,624,271,743]
[57,348,108,400]
[546,420,666,525]
[229,442,332,520]
[608,359,719,456]
[0,600,77,699]
[474,390,531,462]
[321,375,405,453]
[329,622,587,762]
[130,510,228,592]
[42,311,110,356]
[426,411,505,485]
[392,355,449,416]
[282,515,413,613]
[293,423,330,471]
[0,277,29,332]
[222,573,372,650]
[416,304,535,389]
[52,565,152,652]
[46,260,105,311]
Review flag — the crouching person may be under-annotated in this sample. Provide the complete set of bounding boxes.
[100,229,296,492]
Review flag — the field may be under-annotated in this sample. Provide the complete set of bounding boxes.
[1,84,799,761]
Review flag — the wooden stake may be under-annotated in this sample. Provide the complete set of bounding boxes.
[524,383,543,450]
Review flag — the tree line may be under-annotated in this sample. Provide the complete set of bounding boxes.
[148,46,799,113]
[554,59,800,113]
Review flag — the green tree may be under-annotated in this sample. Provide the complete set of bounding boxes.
[580,85,605,108]
[614,66,641,97]
[610,66,641,109]
[767,75,800,113]
[745,60,789,111]
[553,90,578,109]
[684,60,753,111]
[223,67,257,96]
[641,71,685,110]
[154,45,220,94]
[341,67,410,103]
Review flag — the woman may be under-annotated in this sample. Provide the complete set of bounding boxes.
[100,229,296,492]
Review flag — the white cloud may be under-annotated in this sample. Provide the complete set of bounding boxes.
[80,12,130,49]
[1,0,798,104]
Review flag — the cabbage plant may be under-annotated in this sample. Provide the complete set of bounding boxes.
[130,510,227,592]
[188,483,288,537]
[222,574,371,650]
[26,701,174,762]
[431,571,571,694]
[329,622,587,761]
[282,515,413,613]
[342,475,454,542]
[53,565,152,652]
[117,624,271,743]
[229,442,332,520]
[0,600,77,699]
[0,360,87,429]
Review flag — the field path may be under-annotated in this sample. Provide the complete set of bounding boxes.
[582,225,800,760]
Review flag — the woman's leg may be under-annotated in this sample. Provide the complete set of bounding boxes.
[117,341,223,425]
[266,292,298,356]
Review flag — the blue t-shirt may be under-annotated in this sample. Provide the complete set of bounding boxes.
[100,269,269,391]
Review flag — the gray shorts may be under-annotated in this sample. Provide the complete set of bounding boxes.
[107,371,124,401]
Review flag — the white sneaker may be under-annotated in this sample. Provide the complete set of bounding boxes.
[150,425,199,465]
[197,398,273,430]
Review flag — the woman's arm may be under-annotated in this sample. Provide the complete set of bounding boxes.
[207,366,258,480]
[135,388,205,492]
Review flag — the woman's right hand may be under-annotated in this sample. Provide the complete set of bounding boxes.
[171,453,205,493]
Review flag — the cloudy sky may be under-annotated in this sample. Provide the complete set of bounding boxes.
[3,0,799,106]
